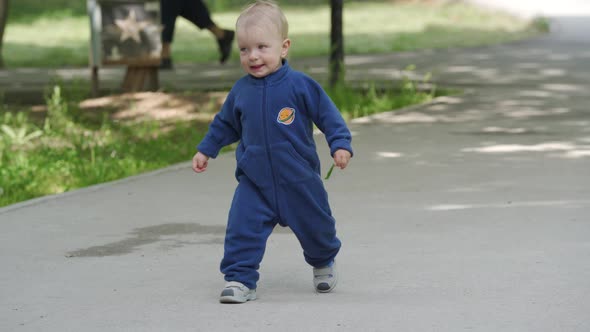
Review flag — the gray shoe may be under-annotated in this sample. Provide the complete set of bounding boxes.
[219,281,256,303]
[313,261,338,293]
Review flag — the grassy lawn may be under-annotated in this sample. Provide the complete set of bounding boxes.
[3,1,545,68]
[0,1,546,207]
[0,79,441,208]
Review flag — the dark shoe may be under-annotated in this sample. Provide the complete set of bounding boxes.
[217,29,235,64]
[159,57,173,70]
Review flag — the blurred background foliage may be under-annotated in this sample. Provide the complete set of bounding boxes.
[0,0,548,206]
[4,0,544,68]
[8,0,387,22]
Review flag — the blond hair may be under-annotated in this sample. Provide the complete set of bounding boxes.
[236,0,289,39]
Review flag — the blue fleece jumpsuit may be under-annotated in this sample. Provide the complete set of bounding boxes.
[197,61,353,290]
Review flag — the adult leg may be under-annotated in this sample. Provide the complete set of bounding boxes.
[221,176,277,290]
[279,177,341,268]
[179,0,234,63]
[160,0,181,54]
[159,0,181,67]
[179,0,216,32]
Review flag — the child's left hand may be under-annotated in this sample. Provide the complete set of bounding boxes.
[333,149,352,169]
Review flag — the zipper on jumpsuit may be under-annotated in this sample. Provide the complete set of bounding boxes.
[262,79,281,221]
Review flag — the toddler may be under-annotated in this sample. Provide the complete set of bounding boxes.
[192,0,352,303]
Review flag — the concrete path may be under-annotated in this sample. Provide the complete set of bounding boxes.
[468,0,590,18]
[1,7,590,332]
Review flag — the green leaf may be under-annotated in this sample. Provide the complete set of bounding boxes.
[1,125,16,138]
[324,164,335,180]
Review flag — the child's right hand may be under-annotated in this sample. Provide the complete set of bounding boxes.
[192,152,209,173]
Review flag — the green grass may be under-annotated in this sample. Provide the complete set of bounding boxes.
[0,1,542,207]
[3,1,544,68]
[327,67,441,121]
[0,77,438,207]
[6,0,87,23]
[0,86,207,207]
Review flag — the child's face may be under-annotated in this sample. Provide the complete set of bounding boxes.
[237,21,290,78]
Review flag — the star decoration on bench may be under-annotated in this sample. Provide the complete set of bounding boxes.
[115,10,149,43]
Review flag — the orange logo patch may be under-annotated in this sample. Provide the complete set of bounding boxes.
[277,107,295,125]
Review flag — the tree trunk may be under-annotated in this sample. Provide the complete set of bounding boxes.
[329,0,344,88]
[0,0,8,68]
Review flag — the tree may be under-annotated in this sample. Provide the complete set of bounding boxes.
[0,0,8,68]
[329,0,344,87]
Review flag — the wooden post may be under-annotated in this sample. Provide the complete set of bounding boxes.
[329,0,344,88]
[88,0,103,97]
[122,64,159,92]
[0,0,9,68]
[91,66,100,96]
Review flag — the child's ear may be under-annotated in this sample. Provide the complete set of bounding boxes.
[281,39,291,58]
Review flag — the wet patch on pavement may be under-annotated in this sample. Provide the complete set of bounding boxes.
[66,223,225,257]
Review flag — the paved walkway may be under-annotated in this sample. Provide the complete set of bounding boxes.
[1,11,590,332]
